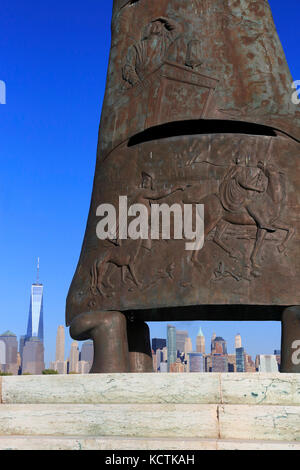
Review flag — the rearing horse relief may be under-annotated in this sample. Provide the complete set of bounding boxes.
[191,139,295,275]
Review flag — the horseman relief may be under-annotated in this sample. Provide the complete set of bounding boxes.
[191,137,294,278]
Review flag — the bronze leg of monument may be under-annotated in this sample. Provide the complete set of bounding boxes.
[127,319,153,372]
[70,311,130,373]
[281,306,300,373]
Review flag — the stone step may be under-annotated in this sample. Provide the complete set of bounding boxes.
[1,436,300,451]
[1,373,300,405]
[0,404,299,442]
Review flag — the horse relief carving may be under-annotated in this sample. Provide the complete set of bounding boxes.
[189,138,294,278]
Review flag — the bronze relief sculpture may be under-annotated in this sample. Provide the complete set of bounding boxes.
[66,0,300,373]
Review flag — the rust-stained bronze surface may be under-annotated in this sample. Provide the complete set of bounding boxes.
[66,0,300,372]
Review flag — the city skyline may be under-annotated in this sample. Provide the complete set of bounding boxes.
[0,0,297,365]
[0,318,280,374]
[0,316,281,370]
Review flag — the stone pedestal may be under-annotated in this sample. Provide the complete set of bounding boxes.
[1,373,300,450]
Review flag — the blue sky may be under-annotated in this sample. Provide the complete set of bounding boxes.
[0,1,299,366]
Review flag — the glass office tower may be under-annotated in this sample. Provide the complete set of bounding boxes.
[26,260,44,342]
[167,325,177,372]
[26,283,44,342]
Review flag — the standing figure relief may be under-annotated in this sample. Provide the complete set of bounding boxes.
[91,171,187,296]
[122,17,182,86]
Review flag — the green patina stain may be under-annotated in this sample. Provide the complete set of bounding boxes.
[251,392,259,397]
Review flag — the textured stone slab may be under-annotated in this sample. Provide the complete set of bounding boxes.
[1,373,221,404]
[219,405,300,442]
[0,404,219,439]
[0,436,217,451]
[217,439,300,451]
[221,373,300,405]
[3,373,300,406]
[1,436,300,451]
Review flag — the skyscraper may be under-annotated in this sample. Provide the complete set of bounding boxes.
[236,347,245,372]
[188,353,205,372]
[152,338,167,353]
[196,327,205,353]
[50,326,67,374]
[167,325,177,372]
[211,332,216,352]
[22,337,45,375]
[212,354,228,372]
[69,341,79,373]
[212,337,227,355]
[0,331,18,375]
[55,326,65,362]
[26,259,44,342]
[176,330,188,354]
[79,341,94,373]
[184,337,193,356]
[235,333,242,349]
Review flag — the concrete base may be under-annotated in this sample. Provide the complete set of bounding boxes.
[1,373,300,450]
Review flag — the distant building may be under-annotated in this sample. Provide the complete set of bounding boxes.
[159,362,168,373]
[244,354,256,373]
[184,337,193,356]
[49,325,67,374]
[0,331,18,375]
[152,350,157,371]
[184,337,193,370]
[235,333,242,349]
[176,330,188,354]
[162,347,168,362]
[80,341,94,371]
[50,359,67,375]
[19,335,26,364]
[22,337,45,375]
[212,354,228,372]
[26,259,44,343]
[152,338,166,353]
[69,341,79,373]
[196,327,205,354]
[169,358,185,373]
[78,361,91,374]
[205,354,212,372]
[20,259,45,374]
[227,354,237,372]
[55,326,65,362]
[188,352,205,372]
[154,349,164,372]
[211,332,216,352]
[274,350,281,369]
[212,337,227,355]
[257,355,279,372]
[236,347,245,372]
[167,325,177,372]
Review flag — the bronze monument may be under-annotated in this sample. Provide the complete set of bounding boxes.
[66,0,300,373]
